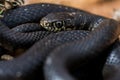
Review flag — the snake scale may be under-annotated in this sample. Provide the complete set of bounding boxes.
[0,2,119,80]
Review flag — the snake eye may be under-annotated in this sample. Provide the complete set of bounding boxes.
[12,2,18,6]
[54,21,63,28]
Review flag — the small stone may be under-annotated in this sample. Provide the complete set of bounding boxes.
[113,9,120,22]
[1,54,14,60]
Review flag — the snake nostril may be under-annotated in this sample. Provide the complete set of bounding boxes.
[45,23,50,27]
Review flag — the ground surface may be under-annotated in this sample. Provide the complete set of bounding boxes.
[24,0,120,18]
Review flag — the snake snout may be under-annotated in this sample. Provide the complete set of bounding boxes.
[40,19,53,31]
[40,19,49,27]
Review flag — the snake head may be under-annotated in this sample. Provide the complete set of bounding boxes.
[0,0,24,18]
[4,0,24,9]
[40,12,76,32]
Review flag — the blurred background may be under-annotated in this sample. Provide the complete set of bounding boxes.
[24,0,120,19]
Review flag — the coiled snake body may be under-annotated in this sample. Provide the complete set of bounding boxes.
[0,3,119,80]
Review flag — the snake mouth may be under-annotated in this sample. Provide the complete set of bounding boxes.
[43,26,62,32]
[43,26,59,32]
[44,26,53,31]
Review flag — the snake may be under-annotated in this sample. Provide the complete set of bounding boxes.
[0,2,119,80]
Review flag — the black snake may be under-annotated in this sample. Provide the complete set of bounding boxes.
[0,2,119,80]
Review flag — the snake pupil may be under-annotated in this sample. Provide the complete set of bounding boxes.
[54,21,63,28]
